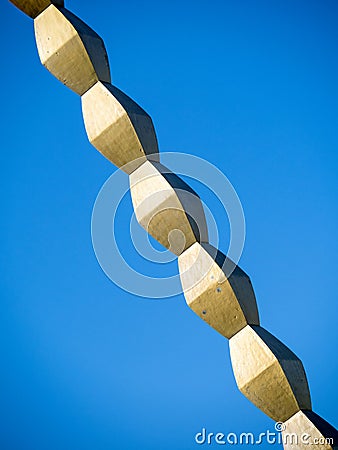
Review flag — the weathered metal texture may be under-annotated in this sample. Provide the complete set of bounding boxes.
[229,325,311,422]
[130,161,208,255]
[282,410,338,450]
[9,0,64,18]
[82,81,159,173]
[178,242,259,338]
[34,5,110,95]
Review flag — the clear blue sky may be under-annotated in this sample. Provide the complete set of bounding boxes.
[1,0,337,449]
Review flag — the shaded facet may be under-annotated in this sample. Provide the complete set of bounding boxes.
[82,82,159,173]
[282,410,338,450]
[35,5,110,95]
[229,325,311,422]
[10,0,64,18]
[130,161,208,255]
[178,243,259,338]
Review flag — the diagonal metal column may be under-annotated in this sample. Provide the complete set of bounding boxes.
[9,1,338,448]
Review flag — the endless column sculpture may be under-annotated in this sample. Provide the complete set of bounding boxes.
[9,2,337,449]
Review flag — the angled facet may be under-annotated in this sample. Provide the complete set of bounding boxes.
[229,325,311,422]
[282,410,338,449]
[34,5,110,95]
[9,0,64,18]
[130,161,208,255]
[178,243,259,338]
[82,82,159,173]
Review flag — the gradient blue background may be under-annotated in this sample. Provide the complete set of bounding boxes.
[1,0,337,449]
